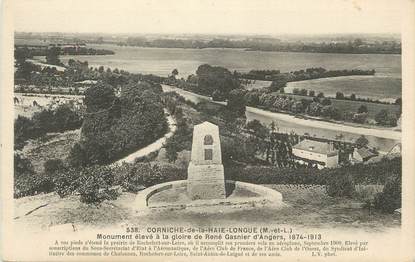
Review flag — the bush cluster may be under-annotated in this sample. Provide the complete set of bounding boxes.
[113,162,187,193]
[52,164,119,205]
[14,104,83,150]
[373,173,401,213]
[226,157,401,189]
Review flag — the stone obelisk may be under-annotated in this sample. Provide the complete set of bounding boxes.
[187,121,226,200]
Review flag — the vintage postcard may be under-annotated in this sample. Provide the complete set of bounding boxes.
[1,0,414,261]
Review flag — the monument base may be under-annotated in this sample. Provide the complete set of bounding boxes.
[187,162,226,200]
[133,180,284,211]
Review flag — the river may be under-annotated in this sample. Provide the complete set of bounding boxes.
[161,85,400,153]
[60,44,402,103]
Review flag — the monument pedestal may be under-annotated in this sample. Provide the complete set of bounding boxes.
[187,162,226,200]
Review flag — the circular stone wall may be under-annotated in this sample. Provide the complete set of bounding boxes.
[133,180,283,211]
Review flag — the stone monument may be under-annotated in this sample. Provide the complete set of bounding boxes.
[187,121,226,200]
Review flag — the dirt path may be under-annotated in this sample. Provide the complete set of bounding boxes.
[114,111,177,164]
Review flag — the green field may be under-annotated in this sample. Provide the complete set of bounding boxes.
[241,79,272,90]
[279,93,401,119]
[285,76,401,103]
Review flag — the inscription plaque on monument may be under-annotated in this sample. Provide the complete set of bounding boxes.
[187,121,226,200]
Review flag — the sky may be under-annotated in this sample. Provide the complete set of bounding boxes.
[13,0,404,35]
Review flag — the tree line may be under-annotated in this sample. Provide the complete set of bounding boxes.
[117,37,401,54]
[165,64,399,126]
[239,67,375,84]
[239,88,399,126]
[15,46,114,59]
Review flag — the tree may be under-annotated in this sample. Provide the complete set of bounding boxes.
[355,135,369,148]
[77,81,168,166]
[373,173,401,213]
[321,105,342,120]
[307,102,323,116]
[212,90,226,101]
[352,112,367,124]
[291,101,304,113]
[326,172,355,198]
[299,89,308,96]
[195,64,240,98]
[335,92,345,100]
[15,61,40,80]
[46,47,62,66]
[308,90,315,97]
[342,111,354,122]
[42,159,65,192]
[350,93,356,100]
[14,47,32,65]
[269,79,287,93]
[68,143,88,167]
[84,83,116,112]
[321,97,332,106]
[44,159,65,176]
[226,89,246,118]
[292,88,300,95]
[77,165,118,204]
[165,139,179,163]
[375,109,397,126]
[171,68,179,78]
[317,92,325,98]
[246,120,268,139]
[14,115,35,150]
[357,105,368,114]
[14,153,34,180]
[395,97,402,105]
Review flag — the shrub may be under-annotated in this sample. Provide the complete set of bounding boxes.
[335,92,345,99]
[41,159,66,192]
[14,153,54,197]
[77,165,119,205]
[113,162,187,193]
[53,165,119,205]
[224,157,401,187]
[53,167,82,198]
[355,135,369,148]
[14,104,83,150]
[375,109,398,126]
[326,172,355,198]
[358,105,368,114]
[373,173,401,213]
[352,112,367,124]
[44,159,65,175]
[227,165,327,185]
[212,90,226,101]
